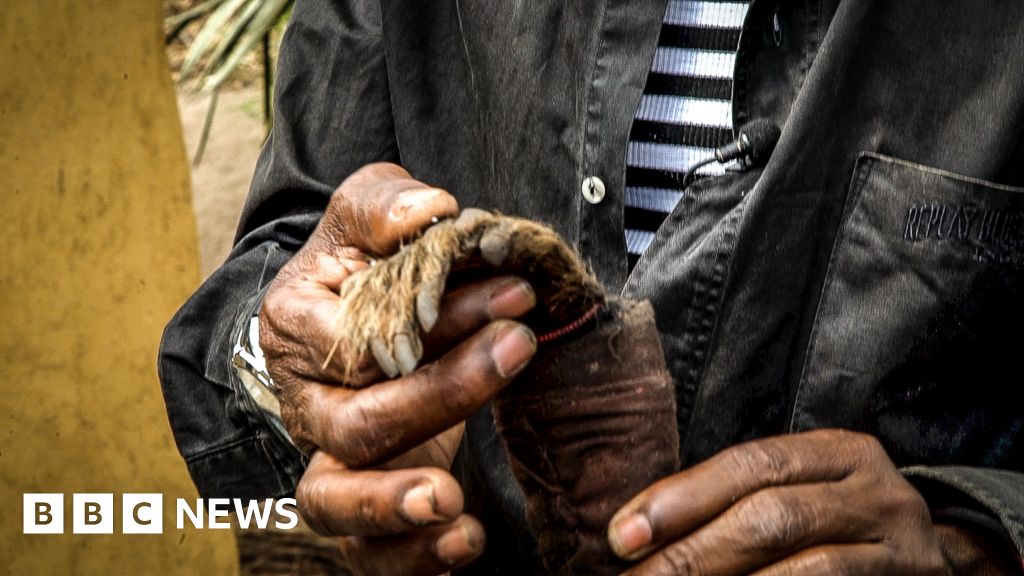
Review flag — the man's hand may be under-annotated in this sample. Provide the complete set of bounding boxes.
[259,163,538,574]
[608,429,952,575]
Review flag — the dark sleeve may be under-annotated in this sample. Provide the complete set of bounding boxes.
[902,466,1024,560]
[157,0,400,499]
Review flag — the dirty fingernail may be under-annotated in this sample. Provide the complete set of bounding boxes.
[390,188,451,220]
[487,279,536,319]
[491,323,536,378]
[399,483,444,524]
[608,513,652,559]
[435,522,484,566]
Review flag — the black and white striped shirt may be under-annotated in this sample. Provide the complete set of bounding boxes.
[625,0,751,268]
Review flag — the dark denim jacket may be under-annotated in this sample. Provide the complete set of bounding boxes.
[159,0,1024,568]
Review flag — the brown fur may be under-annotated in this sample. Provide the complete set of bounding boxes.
[326,209,606,385]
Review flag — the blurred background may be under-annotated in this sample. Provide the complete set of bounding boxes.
[1,1,345,573]
[165,0,286,278]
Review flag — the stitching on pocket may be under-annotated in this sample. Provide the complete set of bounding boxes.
[861,152,1024,193]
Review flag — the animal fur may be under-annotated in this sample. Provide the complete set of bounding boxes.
[327,209,605,384]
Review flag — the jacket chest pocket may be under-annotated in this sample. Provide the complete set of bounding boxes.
[793,152,1024,468]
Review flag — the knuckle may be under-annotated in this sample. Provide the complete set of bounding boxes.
[918,551,950,576]
[355,490,385,533]
[652,540,706,576]
[278,386,316,450]
[260,286,286,320]
[895,485,931,526]
[429,350,492,413]
[259,296,294,347]
[813,550,853,576]
[328,180,357,212]
[295,472,331,535]
[734,490,812,551]
[258,292,302,356]
[729,440,793,486]
[847,430,885,461]
[333,391,394,466]
[433,367,479,414]
[325,193,361,242]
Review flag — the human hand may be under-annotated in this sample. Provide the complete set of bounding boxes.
[608,429,953,575]
[259,163,538,573]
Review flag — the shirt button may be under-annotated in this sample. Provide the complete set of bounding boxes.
[581,176,606,204]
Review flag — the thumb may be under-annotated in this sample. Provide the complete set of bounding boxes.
[317,162,460,257]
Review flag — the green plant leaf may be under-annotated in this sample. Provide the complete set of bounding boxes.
[203,0,291,92]
[204,0,263,72]
[164,0,230,43]
[179,0,249,81]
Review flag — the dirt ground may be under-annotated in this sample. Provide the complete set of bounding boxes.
[176,87,265,278]
[164,0,277,277]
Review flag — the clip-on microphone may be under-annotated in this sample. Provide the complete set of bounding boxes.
[680,119,781,187]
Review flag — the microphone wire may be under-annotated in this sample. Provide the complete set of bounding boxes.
[677,157,718,188]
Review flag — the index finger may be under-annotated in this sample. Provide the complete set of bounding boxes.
[297,451,464,537]
[608,429,879,560]
[308,319,537,467]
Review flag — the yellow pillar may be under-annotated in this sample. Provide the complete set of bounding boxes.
[0,1,238,574]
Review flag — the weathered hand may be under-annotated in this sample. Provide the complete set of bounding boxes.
[292,282,535,574]
[608,429,952,575]
[259,163,538,574]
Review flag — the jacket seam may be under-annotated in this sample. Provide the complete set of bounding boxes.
[680,191,750,451]
[789,154,873,431]
[377,0,405,167]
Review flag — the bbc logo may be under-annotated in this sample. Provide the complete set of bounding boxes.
[24,493,163,534]
[24,493,299,534]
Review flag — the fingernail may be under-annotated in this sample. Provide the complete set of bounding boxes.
[400,483,444,524]
[487,280,536,319]
[416,282,442,333]
[390,188,450,220]
[393,333,421,376]
[479,227,512,266]
[491,323,536,378]
[608,513,652,559]
[371,336,399,379]
[435,522,483,566]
